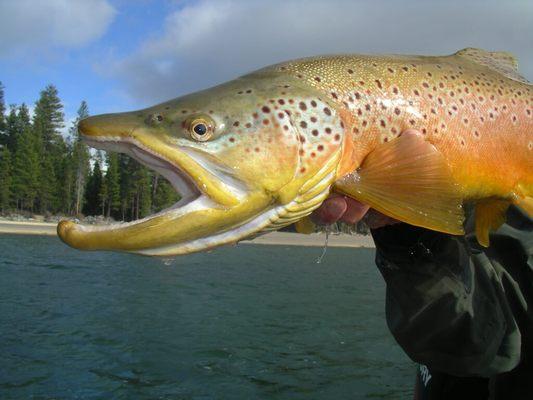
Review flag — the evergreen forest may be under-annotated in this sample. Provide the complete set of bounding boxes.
[0,82,179,221]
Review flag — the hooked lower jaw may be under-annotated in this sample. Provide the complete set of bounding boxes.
[57,132,272,255]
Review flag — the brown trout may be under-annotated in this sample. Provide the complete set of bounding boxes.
[58,48,532,255]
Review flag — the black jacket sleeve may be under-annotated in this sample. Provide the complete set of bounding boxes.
[371,206,532,377]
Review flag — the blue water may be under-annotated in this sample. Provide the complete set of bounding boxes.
[0,235,413,399]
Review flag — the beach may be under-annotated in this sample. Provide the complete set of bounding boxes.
[0,219,375,248]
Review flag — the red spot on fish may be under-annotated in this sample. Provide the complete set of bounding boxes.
[317,144,324,152]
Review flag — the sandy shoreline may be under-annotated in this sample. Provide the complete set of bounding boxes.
[0,220,374,248]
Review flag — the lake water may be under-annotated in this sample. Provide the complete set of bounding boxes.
[0,235,413,399]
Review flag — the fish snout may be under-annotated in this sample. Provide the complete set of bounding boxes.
[78,112,141,140]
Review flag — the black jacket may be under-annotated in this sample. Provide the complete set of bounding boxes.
[371,206,533,383]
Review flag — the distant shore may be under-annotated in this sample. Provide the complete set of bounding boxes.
[0,219,375,248]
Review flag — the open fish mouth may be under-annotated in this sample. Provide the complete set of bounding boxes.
[57,127,274,256]
[81,136,205,229]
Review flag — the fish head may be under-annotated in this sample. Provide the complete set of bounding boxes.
[58,75,345,255]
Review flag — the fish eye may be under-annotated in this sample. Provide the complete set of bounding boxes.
[193,123,207,135]
[189,119,213,141]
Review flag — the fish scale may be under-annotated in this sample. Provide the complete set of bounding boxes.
[269,52,532,202]
[58,48,532,255]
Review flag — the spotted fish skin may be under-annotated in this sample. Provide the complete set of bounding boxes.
[261,50,532,202]
[59,48,532,255]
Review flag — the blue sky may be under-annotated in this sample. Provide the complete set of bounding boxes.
[1,0,532,134]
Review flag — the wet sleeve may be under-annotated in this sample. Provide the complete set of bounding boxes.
[371,223,521,377]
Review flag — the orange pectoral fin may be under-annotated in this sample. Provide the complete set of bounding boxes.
[333,133,465,235]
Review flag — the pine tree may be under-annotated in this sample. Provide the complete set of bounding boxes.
[152,174,179,212]
[84,159,104,216]
[3,105,18,150]
[134,166,152,219]
[3,104,31,152]
[33,85,65,213]
[0,147,12,212]
[0,82,6,143]
[70,101,90,215]
[33,85,64,150]
[104,152,121,218]
[11,126,39,211]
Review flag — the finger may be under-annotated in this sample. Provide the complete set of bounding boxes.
[311,196,347,225]
[340,197,370,224]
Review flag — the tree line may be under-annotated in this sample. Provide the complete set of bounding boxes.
[0,82,178,220]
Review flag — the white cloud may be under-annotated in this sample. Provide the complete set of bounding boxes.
[0,0,115,58]
[106,0,533,105]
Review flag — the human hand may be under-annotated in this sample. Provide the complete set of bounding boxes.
[310,129,424,229]
[310,194,399,229]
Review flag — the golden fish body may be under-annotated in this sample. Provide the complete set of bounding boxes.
[58,48,532,255]
[273,48,532,203]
